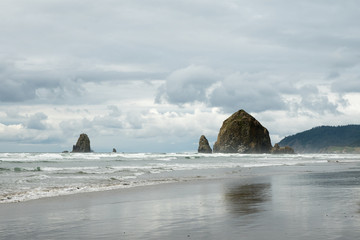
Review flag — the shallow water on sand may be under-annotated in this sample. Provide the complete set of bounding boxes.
[1,162,360,239]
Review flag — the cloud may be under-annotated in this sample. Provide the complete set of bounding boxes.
[208,72,287,113]
[1,0,360,152]
[329,47,360,69]
[26,112,48,130]
[157,68,291,113]
[0,123,24,142]
[297,86,339,114]
[156,66,351,116]
[332,80,360,93]
[0,121,63,147]
[107,105,121,117]
[156,65,218,104]
[330,66,360,94]
[0,79,37,102]
[0,58,86,103]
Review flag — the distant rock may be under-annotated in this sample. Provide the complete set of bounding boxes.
[271,143,295,154]
[198,135,212,153]
[213,109,272,153]
[72,133,91,152]
[112,148,117,153]
[62,150,69,153]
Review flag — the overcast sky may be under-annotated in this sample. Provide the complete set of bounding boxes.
[1,0,360,152]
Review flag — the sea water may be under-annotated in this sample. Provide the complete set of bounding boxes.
[0,152,359,203]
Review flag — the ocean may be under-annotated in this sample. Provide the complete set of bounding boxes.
[1,152,359,203]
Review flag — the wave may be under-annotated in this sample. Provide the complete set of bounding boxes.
[0,167,11,172]
[2,167,43,172]
[1,153,360,203]
[0,178,177,203]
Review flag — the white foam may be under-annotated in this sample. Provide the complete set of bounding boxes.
[1,153,360,203]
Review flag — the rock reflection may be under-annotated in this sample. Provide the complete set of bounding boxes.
[225,183,271,216]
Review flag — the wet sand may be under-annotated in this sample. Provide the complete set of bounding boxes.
[1,163,360,239]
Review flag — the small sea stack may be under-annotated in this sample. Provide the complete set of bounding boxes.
[112,148,117,153]
[271,143,295,154]
[72,133,91,152]
[198,135,212,153]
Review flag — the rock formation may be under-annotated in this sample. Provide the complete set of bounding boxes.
[72,133,91,152]
[112,148,117,153]
[271,143,295,154]
[198,135,212,153]
[213,110,272,153]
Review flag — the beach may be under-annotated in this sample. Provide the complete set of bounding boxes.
[1,161,360,240]
[1,0,360,239]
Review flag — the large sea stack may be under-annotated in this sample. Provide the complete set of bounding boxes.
[72,133,91,152]
[213,110,272,153]
[198,135,212,153]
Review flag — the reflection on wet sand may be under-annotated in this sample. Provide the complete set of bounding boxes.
[225,183,271,215]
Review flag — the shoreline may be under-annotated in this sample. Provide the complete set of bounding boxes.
[0,160,355,205]
[1,162,360,239]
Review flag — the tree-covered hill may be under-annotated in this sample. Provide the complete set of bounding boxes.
[278,125,360,153]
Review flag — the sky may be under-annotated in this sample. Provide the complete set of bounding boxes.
[0,0,360,152]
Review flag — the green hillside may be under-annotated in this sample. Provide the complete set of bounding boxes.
[278,125,360,153]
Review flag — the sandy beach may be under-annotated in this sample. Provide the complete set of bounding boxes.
[1,162,360,240]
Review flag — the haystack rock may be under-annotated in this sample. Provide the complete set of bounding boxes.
[213,109,272,153]
[271,143,295,154]
[198,135,212,153]
[72,133,91,152]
